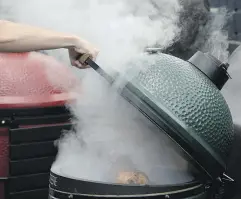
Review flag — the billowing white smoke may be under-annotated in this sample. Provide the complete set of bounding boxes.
[192,7,231,62]
[0,0,195,184]
[222,45,241,124]
[0,0,234,185]
[0,0,181,73]
[53,67,195,184]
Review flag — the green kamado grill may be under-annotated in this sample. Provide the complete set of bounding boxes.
[49,50,235,199]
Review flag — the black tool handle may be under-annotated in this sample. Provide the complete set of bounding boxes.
[77,54,115,84]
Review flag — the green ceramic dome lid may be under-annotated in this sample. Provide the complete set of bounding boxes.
[120,52,234,179]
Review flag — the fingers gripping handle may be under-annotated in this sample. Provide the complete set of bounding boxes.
[78,53,91,65]
[77,53,99,70]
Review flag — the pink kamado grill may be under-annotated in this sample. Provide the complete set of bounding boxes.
[0,52,79,199]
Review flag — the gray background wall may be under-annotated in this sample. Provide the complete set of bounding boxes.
[209,0,241,53]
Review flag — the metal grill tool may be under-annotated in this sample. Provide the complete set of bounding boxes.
[77,53,115,84]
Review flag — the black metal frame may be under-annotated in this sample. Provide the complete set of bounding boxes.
[0,105,72,199]
[0,106,71,127]
[0,106,69,117]
[9,123,72,144]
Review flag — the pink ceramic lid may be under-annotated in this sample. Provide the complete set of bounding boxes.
[0,52,79,108]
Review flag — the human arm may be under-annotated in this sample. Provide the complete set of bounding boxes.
[0,20,99,67]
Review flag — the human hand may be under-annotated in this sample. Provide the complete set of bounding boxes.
[68,37,99,69]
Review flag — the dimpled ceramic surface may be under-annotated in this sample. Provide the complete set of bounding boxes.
[131,53,234,162]
[0,52,79,108]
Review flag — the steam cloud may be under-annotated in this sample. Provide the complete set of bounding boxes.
[0,0,233,185]
[0,0,181,73]
[222,45,241,124]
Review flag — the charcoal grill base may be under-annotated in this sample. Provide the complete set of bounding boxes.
[49,171,207,199]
